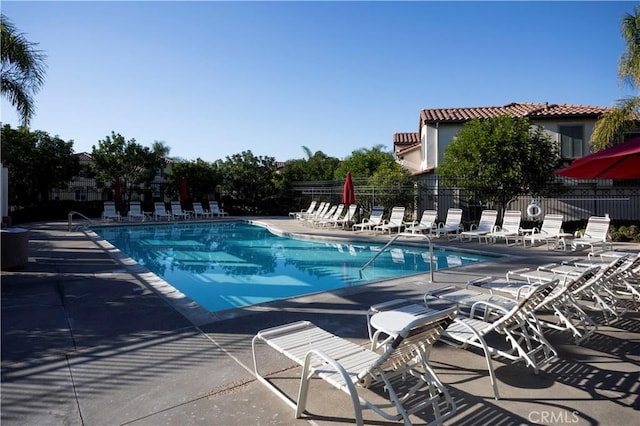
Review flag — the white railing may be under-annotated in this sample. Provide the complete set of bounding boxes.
[67,211,94,232]
[359,233,434,282]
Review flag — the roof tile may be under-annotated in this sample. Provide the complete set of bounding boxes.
[420,102,611,123]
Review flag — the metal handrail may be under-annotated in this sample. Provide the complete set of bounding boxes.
[359,232,435,282]
[68,211,94,232]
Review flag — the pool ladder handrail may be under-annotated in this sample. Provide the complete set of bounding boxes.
[359,232,435,282]
[68,211,94,232]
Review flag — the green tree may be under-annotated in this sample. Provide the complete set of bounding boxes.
[333,145,394,179]
[167,159,221,205]
[90,132,167,211]
[335,146,413,213]
[592,6,640,149]
[283,150,339,183]
[437,115,560,216]
[1,14,47,127]
[217,150,278,214]
[1,124,79,204]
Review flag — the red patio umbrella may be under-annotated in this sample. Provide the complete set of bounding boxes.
[114,176,121,204]
[180,177,189,202]
[342,172,355,205]
[555,137,640,179]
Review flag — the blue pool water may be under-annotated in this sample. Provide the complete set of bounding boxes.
[92,222,495,313]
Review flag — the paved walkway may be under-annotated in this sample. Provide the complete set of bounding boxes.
[2,218,639,425]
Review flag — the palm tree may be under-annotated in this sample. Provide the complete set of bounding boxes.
[1,14,47,127]
[592,7,640,150]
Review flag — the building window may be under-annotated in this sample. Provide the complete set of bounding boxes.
[559,125,583,159]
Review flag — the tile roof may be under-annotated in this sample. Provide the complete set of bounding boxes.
[420,102,611,124]
[75,152,93,162]
[393,132,420,147]
[396,143,420,156]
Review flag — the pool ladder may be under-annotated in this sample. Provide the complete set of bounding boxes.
[68,211,94,232]
[359,233,435,282]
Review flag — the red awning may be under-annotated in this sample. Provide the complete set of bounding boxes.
[555,137,640,180]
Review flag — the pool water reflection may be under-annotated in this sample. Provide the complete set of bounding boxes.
[92,222,495,313]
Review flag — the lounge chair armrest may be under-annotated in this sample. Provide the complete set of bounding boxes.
[469,300,510,319]
[514,285,536,300]
[423,286,458,305]
[465,276,494,289]
[506,268,532,281]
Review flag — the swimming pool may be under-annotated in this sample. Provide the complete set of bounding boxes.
[92,222,495,313]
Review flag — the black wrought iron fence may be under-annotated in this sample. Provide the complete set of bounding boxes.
[293,176,640,226]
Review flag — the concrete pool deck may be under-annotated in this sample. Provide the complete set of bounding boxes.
[2,217,639,425]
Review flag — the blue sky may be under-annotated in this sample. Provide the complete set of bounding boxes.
[1,1,636,162]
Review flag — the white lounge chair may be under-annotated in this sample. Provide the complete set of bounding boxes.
[252,308,458,425]
[209,201,228,217]
[170,201,190,220]
[314,204,345,227]
[460,210,498,242]
[433,208,463,239]
[352,206,384,232]
[571,216,612,252]
[467,268,602,345]
[374,206,406,234]
[153,202,172,221]
[404,210,437,234]
[478,256,632,324]
[485,210,522,245]
[298,201,326,221]
[102,201,121,222]
[523,214,564,248]
[192,202,212,218]
[308,204,339,226]
[327,203,357,228]
[428,281,558,399]
[289,200,317,219]
[127,201,145,222]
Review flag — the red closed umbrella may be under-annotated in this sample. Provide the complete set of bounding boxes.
[114,176,121,204]
[555,137,640,179]
[180,177,189,202]
[342,172,355,205]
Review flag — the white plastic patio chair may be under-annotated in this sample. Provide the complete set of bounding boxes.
[127,201,145,222]
[433,208,463,239]
[523,214,564,248]
[252,308,458,425]
[485,210,522,245]
[192,202,212,218]
[102,201,121,222]
[374,206,406,234]
[327,203,357,228]
[467,268,601,345]
[352,206,384,232]
[170,201,190,220]
[404,210,437,234]
[314,204,345,227]
[289,200,317,218]
[428,281,558,399]
[571,216,612,252]
[209,201,228,217]
[460,210,498,242]
[153,202,172,221]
